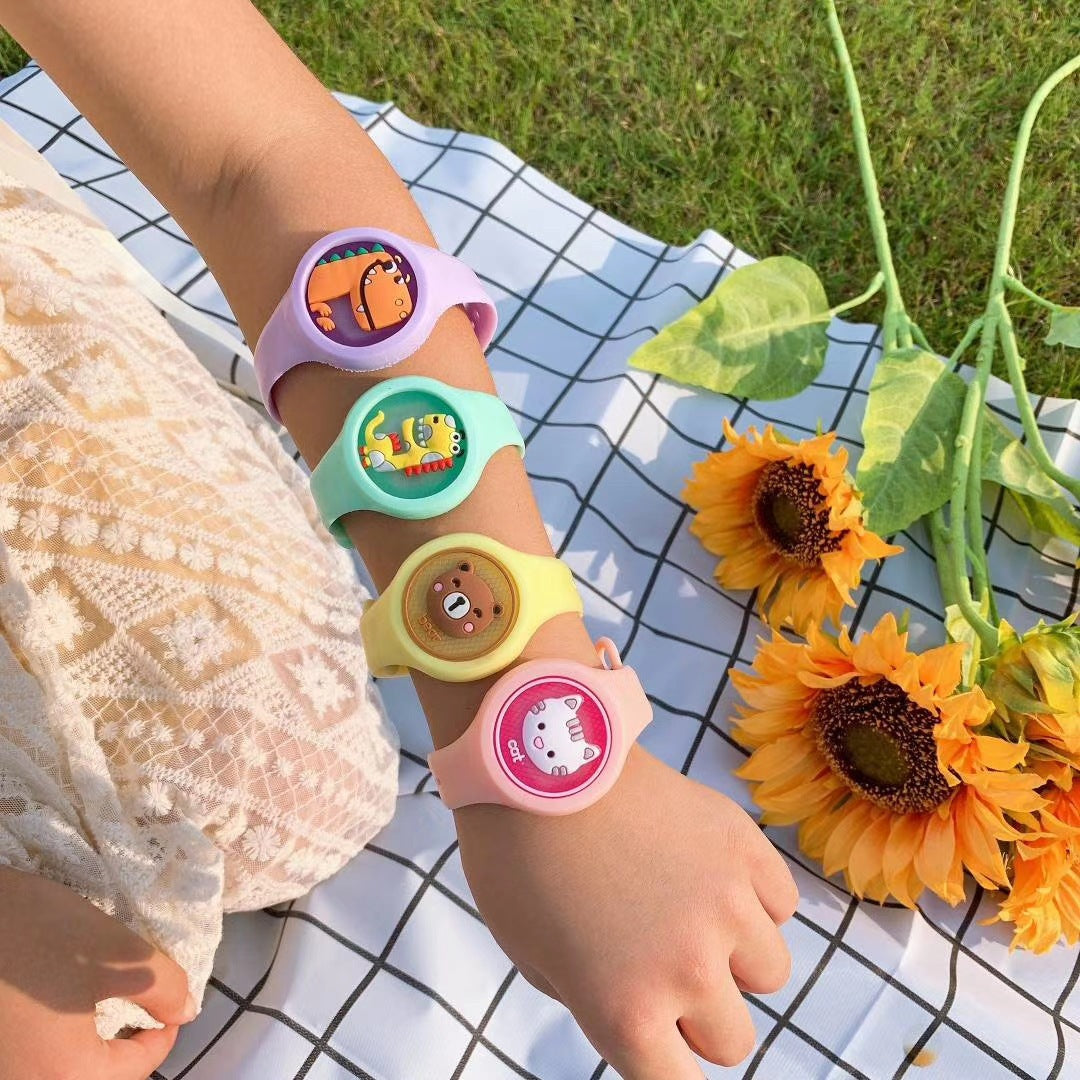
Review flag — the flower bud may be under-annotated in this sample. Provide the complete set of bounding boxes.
[982,619,1080,760]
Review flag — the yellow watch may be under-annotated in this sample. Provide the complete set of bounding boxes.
[361,533,584,682]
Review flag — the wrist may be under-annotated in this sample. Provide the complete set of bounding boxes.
[416,612,598,750]
[454,743,653,841]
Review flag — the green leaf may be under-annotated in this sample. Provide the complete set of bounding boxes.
[855,348,966,536]
[981,413,1059,500]
[1046,307,1080,348]
[981,413,1080,547]
[628,256,829,400]
[1004,490,1080,548]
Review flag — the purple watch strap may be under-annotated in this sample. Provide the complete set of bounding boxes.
[253,228,497,422]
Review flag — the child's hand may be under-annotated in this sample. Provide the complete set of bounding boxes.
[456,747,798,1080]
[0,866,196,1080]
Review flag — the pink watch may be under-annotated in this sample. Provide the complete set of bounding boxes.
[253,227,497,421]
[428,640,652,815]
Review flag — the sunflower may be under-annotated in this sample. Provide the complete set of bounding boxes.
[733,613,1045,906]
[983,618,1080,762]
[684,421,901,633]
[991,785,1080,952]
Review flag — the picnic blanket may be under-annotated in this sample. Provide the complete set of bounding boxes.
[1,62,1078,1080]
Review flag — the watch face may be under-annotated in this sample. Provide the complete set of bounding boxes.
[493,675,612,799]
[358,386,466,500]
[304,237,418,348]
[402,548,518,663]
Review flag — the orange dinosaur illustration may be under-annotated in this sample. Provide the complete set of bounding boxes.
[307,245,414,334]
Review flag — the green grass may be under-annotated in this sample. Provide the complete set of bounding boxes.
[2,2,1077,396]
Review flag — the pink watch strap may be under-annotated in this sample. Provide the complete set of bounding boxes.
[429,640,651,815]
[427,721,501,809]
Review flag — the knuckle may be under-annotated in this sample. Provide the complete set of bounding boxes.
[609,997,661,1051]
[682,952,721,996]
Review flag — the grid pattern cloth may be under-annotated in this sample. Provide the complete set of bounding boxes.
[1,62,1079,1080]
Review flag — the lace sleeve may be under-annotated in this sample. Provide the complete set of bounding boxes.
[0,121,400,1038]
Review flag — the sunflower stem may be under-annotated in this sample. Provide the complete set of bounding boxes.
[929,511,958,609]
[1003,275,1064,313]
[946,316,997,652]
[965,423,996,623]
[948,317,985,366]
[943,53,1080,650]
[823,0,912,353]
[947,315,993,621]
[909,321,935,354]
[981,54,1080,504]
[998,313,1080,501]
[930,508,997,655]
[828,271,885,319]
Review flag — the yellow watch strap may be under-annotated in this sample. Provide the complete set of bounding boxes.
[500,545,583,630]
[359,597,410,678]
[359,534,583,682]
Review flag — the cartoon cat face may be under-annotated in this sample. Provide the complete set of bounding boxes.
[522,695,600,777]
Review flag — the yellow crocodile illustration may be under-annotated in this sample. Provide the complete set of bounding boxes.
[360,410,463,476]
[307,245,414,334]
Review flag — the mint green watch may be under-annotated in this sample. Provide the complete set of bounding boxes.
[310,375,524,543]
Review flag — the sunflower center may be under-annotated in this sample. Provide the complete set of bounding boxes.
[812,677,951,814]
[752,461,845,566]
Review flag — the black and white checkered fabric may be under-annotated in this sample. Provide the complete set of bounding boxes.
[2,62,1079,1080]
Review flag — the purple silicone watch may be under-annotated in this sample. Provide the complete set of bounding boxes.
[254,227,497,422]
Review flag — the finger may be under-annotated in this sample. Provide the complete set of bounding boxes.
[751,834,799,924]
[101,1024,179,1079]
[730,904,792,995]
[678,976,758,1068]
[600,1018,705,1080]
[122,949,196,1026]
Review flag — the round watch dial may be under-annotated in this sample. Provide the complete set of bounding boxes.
[402,548,518,663]
[304,237,418,348]
[492,675,612,799]
[358,386,466,500]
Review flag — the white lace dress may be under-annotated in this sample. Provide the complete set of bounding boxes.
[0,120,400,1037]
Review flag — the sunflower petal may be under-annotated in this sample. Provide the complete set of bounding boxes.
[822,799,876,877]
[914,808,961,903]
[846,810,891,897]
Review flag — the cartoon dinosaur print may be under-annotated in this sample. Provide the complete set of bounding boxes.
[307,244,414,334]
[360,410,463,476]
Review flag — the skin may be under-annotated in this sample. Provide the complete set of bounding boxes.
[0,867,195,1080]
[0,2,799,1077]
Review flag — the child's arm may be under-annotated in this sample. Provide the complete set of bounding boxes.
[0,4,798,1077]
[0,0,596,748]
[0,866,196,1079]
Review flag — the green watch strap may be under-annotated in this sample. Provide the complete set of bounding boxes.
[310,375,524,544]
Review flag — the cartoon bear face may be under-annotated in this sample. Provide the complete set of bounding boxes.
[428,561,504,637]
